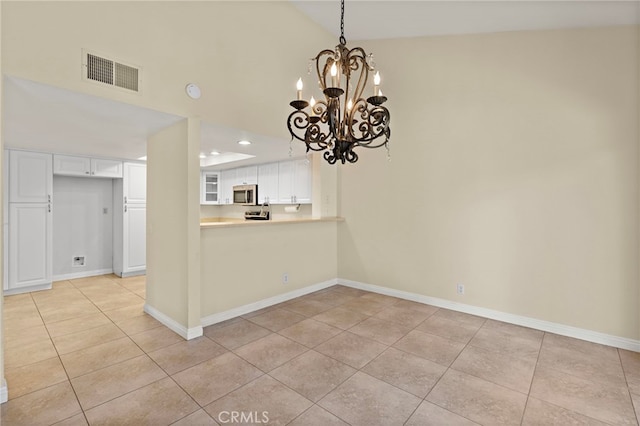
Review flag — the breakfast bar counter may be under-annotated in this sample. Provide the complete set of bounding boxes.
[200,216,344,228]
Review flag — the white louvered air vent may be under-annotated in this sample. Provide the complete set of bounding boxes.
[84,51,140,92]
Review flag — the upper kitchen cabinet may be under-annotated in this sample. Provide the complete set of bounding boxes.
[201,171,220,205]
[257,162,279,204]
[235,166,258,186]
[123,162,146,204]
[92,158,123,178]
[10,150,53,203]
[217,166,257,204]
[278,158,312,204]
[53,154,123,178]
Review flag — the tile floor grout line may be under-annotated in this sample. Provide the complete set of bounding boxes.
[410,316,488,426]
[26,283,90,423]
[49,277,165,422]
[518,330,546,426]
[617,347,640,426]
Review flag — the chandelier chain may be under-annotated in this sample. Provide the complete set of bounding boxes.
[339,0,346,45]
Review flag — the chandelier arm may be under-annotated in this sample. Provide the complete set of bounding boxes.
[315,49,336,91]
[347,103,390,146]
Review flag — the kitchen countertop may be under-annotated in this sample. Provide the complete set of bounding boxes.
[200,217,344,228]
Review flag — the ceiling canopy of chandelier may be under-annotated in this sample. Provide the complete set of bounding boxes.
[287,0,391,165]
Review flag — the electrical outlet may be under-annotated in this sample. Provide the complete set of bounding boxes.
[457,283,465,295]
[282,273,289,284]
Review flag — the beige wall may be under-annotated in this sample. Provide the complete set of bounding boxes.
[147,120,192,326]
[339,26,640,340]
[147,118,202,331]
[1,1,334,139]
[200,221,338,317]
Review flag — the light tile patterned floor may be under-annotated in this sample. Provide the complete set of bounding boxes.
[1,275,639,425]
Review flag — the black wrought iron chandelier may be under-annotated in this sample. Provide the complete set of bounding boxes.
[287,0,391,164]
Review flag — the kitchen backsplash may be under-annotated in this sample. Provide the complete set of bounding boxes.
[200,203,312,220]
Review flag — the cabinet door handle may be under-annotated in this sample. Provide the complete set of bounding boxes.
[48,204,51,213]
[124,196,127,203]
[85,171,90,175]
[124,205,127,213]
[48,194,51,202]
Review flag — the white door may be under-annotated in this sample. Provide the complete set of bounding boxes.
[123,204,146,273]
[10,151,53,203]
[123,163,146,204]
[9,203,52,289]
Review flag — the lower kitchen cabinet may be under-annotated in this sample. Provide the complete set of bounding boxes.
[113,201,146,277]
[8,203,52,290]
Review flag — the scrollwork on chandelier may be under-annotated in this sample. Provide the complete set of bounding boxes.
[286,0,391,164]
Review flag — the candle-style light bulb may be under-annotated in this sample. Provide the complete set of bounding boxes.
[330,63,338,87]
[296,78,303,100]
[309,96,316,116]
[346,99,353,111]
[378,89,383,97]
[374,71,381,96]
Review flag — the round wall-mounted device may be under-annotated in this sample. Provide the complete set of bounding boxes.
[185,83,201,99]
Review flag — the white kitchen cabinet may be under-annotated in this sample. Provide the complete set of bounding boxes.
[121,204,146,273]
[6,150,53,292]
[113,162,146,277]
[234,166,258,186]
[10,150,53,203]
[201,171,220,205]
[278,158,312,204]
[122,162,146,204]
[8,203,52,290]
[257,162,279,204]
[91,158,123,178]
[53,154,123,178]
[218,169,235,205]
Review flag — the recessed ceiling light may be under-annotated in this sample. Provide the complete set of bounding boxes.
[238,140,251,145]
[210,151,221,155]
[199,154,206,159]
[137,156,147,161]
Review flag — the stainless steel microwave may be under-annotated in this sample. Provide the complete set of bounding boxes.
[233,184,258,205]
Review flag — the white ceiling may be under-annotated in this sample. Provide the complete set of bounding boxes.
[291,1,639,40]
[4,77,308,169]
[3,1,638,168]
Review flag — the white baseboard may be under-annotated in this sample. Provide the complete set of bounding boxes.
[339,278,640,353]
[53,268,113,282]
[115,269,146,279]
[144,304,203,340]
[200,278,339,328]
[3,283,52,296]
[1,379,7,404]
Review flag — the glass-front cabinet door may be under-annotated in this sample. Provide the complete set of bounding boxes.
[201,171,219,204]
